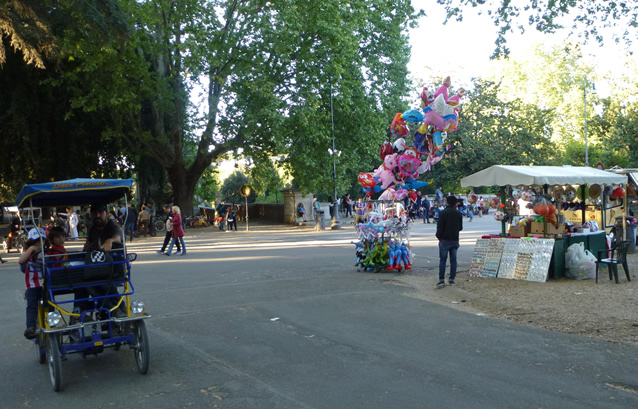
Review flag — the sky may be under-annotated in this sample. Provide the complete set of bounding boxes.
[408,1,637,97]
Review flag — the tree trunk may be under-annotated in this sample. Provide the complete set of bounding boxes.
[168,164,197,217]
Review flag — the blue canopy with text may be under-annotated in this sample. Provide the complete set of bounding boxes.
[15,179,133,208]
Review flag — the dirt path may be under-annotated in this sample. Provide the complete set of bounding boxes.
[398,251,638,347]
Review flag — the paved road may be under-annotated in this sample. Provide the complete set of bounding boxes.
[1,217,637,408]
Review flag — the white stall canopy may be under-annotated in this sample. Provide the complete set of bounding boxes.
[461,165,628,188]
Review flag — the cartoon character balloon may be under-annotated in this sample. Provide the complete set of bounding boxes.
[360,76,467,200]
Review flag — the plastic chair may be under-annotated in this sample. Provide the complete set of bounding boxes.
[596,241,631,284]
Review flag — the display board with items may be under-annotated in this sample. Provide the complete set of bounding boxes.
[469,237,555,282]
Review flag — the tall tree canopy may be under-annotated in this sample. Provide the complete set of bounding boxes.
[433,79,556,191]
[0,0,57,68]
[434,0,637,57]
[485,42,596,156]
[0,0,132,199]
[0,0,418,213]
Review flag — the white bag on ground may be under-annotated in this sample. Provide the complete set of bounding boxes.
[565,242,597,280]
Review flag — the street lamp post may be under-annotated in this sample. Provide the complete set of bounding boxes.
[240,185,251,231]
[329,75,341,230]
[583,74,597,167]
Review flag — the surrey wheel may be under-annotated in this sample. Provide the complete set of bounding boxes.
[132,320,150,374]
[47,334,63,392]
[36,331,46,364]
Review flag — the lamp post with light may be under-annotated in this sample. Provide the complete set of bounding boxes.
[583,74,597,167]
[329,75,341,229]
[240,185,251,231]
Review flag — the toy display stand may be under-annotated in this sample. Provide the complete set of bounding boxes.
[352,200,413,273]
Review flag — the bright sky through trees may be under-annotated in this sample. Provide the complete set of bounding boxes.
[409,0,637,97]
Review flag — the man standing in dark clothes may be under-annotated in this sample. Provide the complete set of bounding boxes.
[125,204,138,242]
[216,200,228,231]
[423,195,431,223]
[435,195,463,287]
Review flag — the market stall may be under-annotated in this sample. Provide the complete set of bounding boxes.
[605,168,638,252]
[461,165,628,281]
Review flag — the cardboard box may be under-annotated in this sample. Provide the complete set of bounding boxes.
[545,223,564,235]
[531,222,545,234]
[509,224,531,238]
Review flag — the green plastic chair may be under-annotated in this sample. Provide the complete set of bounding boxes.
[596,241,631,284]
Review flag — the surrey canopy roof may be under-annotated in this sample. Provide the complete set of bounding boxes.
[16,179,133,208]
[460,166,628,188]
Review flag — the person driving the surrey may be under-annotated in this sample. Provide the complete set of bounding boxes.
[83,203,123,252]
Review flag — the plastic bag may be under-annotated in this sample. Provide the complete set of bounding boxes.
[565,243,597,280]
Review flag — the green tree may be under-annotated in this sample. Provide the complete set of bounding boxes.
[220,170,254,204]
[246,159,284,200]
[1,1,417,211]
[0,0,132,199]
[484,42,599,165]
[6,0,417,215]
[0,0,58,68]
[590,95,638,169]
[193,166,219,208]
[434,0,638,57]
[434,79,556,191]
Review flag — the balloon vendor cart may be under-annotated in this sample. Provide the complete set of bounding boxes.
[353,76,468,272]
[352,200,413,273]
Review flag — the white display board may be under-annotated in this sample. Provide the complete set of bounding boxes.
[469,237,555,282]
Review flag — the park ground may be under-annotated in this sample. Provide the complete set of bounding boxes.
[158,219,638,349]
[2,218,637,348]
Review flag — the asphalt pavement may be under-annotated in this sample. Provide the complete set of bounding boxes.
[0,216,636,409]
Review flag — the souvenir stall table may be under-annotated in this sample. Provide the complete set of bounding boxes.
[461,165,628,281]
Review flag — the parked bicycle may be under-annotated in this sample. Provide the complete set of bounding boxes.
[2,230,26,253]
[184,215,209,228]
[134,221,157,238]
[153,219,165,232]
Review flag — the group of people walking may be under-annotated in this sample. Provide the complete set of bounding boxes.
[156,204,186,256]
[215,200,238,231]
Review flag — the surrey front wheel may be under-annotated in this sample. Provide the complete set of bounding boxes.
[133,320,150,374]
[36,334,46,364]
[46,334,63,392]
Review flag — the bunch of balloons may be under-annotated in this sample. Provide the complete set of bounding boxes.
[358,76,466,198]
[352,238,412,272]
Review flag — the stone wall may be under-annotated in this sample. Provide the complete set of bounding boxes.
[282,190,314,224]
